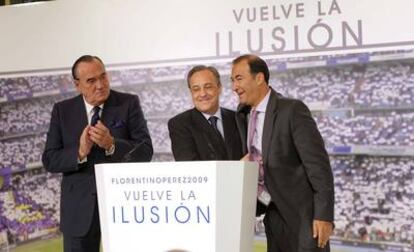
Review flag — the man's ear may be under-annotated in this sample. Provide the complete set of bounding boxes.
[74,80,81,92]
[255,72,265,86]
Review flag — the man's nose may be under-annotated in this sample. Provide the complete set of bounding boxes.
[199,87,207,96]
[95,78,105,88]
[231,81,238,91]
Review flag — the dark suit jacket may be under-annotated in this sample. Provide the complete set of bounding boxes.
[42,90,153,236]
[235,88,334,251]
[168,107,243,161]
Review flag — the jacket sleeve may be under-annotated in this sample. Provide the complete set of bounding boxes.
[290,100,334,222]
[42,103,81,173]
[168,117,200,161]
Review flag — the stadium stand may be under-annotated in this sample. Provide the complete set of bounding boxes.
[0,52,413,250]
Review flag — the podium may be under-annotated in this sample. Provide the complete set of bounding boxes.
[95,161,258,252]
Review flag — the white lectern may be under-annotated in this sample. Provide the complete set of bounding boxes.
[95,161,258,252]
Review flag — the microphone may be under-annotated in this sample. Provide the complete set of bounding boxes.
[122,141,150,162]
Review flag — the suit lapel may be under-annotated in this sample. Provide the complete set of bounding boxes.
[101,90,117,127]
[221,108,234,159]
[262,89,279,166]
[73,95,88,135]
[235,104,249,154]
[191,108,227,159]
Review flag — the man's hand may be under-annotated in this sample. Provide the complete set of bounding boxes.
[313,220,333,248]
[240,153,250,161]
[78,126,94,160]
[89,121,114,150]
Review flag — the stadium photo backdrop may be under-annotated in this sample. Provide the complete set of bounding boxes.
[0,0,413,251]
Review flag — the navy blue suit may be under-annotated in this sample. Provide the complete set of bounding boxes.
[42,90,153,250]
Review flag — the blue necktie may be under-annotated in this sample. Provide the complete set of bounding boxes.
[91,106,100,126]
[90,106,105,163]
[208,116,223,139]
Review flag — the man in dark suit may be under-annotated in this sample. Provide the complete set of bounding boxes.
[168,65,242,161]
[42,55,153,252]
[231,55,334,252]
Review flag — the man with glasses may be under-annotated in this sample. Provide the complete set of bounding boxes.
[168,65,242,161]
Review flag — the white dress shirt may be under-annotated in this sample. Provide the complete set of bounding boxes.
[83,100,103,125]
[248,90,271,153]
[202,108,224,139]
[78,98,114,163]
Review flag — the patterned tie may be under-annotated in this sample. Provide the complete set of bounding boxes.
[247,109,258,152]
[89,106,105,163]
[208,116,223,139]
[248,109,270,205]
[91,106,101,126]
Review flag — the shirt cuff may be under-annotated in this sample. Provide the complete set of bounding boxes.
[105,143,115,156]
[78,156,87,164]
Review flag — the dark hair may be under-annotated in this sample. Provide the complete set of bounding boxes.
[232,54,269,84]
[71,55,105,80]
[186,65,221,88]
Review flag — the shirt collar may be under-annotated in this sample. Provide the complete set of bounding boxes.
[201,108,222,121]
[82,96,104,115]
[253,89,271,113]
